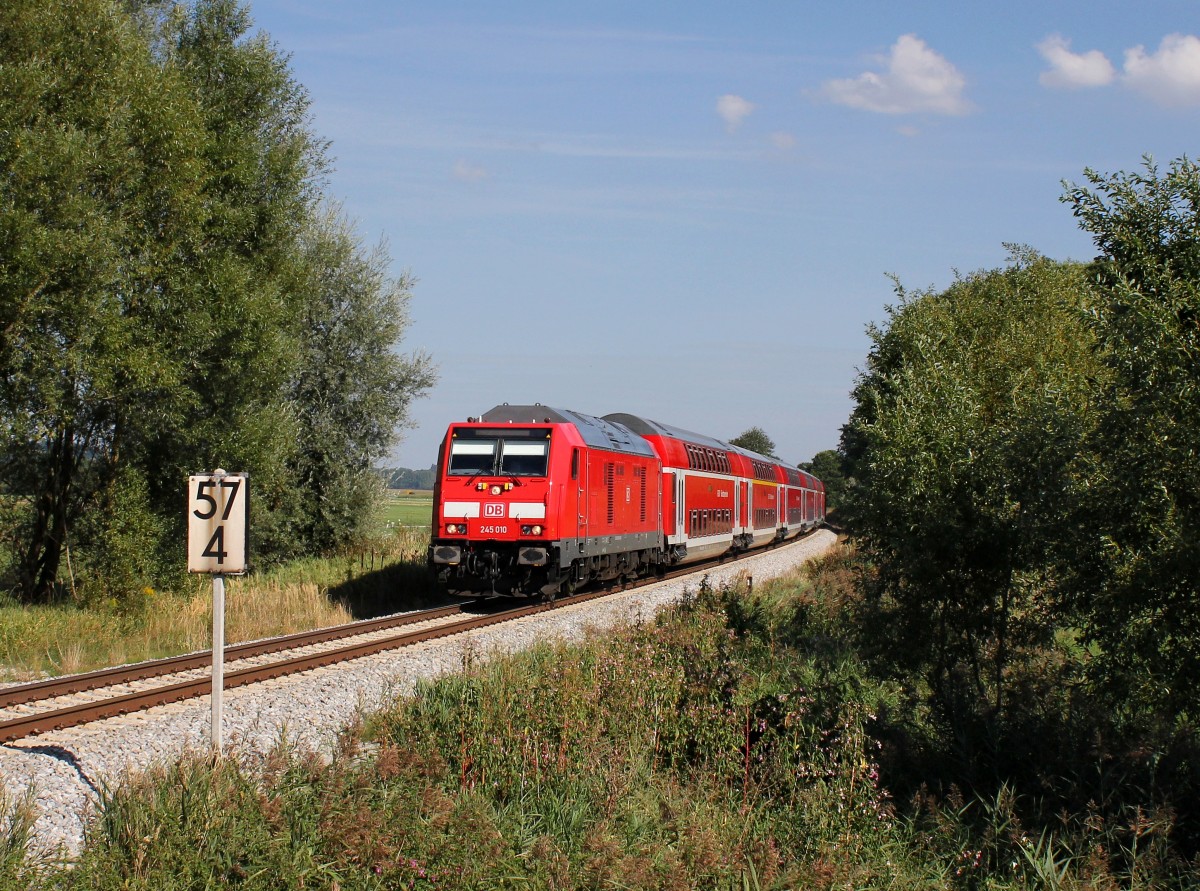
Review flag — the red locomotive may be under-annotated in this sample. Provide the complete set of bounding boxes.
[428,404,825,598]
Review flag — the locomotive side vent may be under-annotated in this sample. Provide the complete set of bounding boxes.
[605,462,615,525]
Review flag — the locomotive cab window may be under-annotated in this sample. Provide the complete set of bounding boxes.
[448,440,496,475]
[447,429,551,477]
[501,441,550,476]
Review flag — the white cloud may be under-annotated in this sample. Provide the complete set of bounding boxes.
[716,94,755,132]
[1123,34,1200,106]
[821,34,971,115]
[453,159,488,182]
[1037,35,1115,88]
[770,131,796,150]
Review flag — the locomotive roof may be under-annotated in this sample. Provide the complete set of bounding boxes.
[479,404,656,457]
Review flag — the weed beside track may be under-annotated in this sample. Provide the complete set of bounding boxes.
[4,547,1195,889]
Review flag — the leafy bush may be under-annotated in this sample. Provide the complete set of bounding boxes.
[12,561,1199,888]
[841,249,1102,730]
[1064,157,1200,722]
[10,575,937,889]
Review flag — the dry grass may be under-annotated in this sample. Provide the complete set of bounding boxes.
[156,575,360,650]
[0,580,354,682]
[0,529,430,681]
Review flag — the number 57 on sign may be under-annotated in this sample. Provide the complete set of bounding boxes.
[187,471,249,574]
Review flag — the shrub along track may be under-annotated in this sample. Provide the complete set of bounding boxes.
[0,539,801,743]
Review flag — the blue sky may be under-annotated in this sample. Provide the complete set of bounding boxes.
[247,1,1199,469]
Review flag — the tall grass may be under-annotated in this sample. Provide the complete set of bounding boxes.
[0,787,37,885]
[0,528,434,682]
[7,569,943,889]
[6,551,1199,888]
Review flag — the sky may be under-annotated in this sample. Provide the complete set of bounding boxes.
[245,0,1199,469]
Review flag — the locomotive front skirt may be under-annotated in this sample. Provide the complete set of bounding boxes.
[429,404,825,599]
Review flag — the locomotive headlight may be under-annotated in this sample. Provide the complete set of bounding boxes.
[520,524,544,536]
[490,484,502,496]
[445,523,467,535]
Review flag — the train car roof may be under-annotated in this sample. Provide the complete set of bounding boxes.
[606,412,805,476]
[726,442,783,466]
[602,412,732,452]
[479,404,656,457]
[609,415,758,461]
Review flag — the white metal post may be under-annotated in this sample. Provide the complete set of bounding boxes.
[212,573,225,754]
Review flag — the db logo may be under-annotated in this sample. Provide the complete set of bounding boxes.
[484,503,505,518]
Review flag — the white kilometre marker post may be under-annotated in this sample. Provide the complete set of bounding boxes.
[211,571,224,751]
[187,469,249,754]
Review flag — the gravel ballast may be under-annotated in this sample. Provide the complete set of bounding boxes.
[0,530,837,860]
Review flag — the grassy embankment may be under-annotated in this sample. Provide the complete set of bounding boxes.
[5,546,1191,889]
[0,492,435,683]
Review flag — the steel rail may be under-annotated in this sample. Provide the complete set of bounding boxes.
[0,592,616,743]
[0,604,467,708]
[0,530,820,744]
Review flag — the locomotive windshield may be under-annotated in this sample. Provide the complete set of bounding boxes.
[500,442,549,475]
[447,429,550,477]
[447,440,495,475]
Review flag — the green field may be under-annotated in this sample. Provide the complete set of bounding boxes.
[380,489,433,527]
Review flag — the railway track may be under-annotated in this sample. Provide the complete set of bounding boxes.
[0,543,786,744]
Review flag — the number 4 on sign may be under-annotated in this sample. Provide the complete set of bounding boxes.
[187,471,249,574]
[202,526,227,563]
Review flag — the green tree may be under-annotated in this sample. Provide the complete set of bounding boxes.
[841,251,1101,720]
[136,0,327,565]
[729,427,777,457]
[800,450,846,511]
[0,0,208,601]
[1064,157,1200,718]
[289,205,436,552]
[0,0,434,602]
